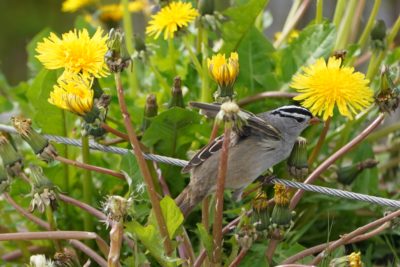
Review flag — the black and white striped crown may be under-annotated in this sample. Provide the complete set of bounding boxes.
[270,105,313,123]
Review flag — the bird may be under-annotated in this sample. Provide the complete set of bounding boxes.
[175,102,319,217]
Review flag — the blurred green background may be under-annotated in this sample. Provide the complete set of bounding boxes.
[0,0,74,85]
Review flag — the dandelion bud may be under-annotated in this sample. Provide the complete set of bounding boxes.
[54,248,79,267]
[11,116,57,162]
[28,165,60,213]
[142,94,158,131]
[168,76,185,108]
[82,94,111,137]
[370,20,386,51]
[329,252,362,267]
[271,183,292,228]
[374,65,400,114]
[0,132,23,177]
[287,137,308,180]
[207,52,239,101]
[105,28,130,72]
[251,190,269,232]
[337,159,378,185]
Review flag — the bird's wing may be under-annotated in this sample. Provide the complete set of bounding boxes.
[182,102,282,173]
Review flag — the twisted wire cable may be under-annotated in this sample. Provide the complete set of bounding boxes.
[1,124,399,208]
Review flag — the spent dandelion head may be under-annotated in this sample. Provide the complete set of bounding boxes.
[146,1,199,40]
[36,28,109,77]
[62,0,98,12]
[49,71,94,116]
[291,56,373,121]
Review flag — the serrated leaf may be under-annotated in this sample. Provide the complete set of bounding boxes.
[26,28,52,77]
[236,27,278,96]
[196,223,213,257]
[276,22,336,82]
[221,0,270,53]
[141,107,201,157]
[160,196,184,239]
[120,151,145,197]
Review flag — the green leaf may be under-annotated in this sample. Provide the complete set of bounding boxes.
[26,28,51,77]
[160,196,184,239]
[276,22,336,82]
[221,0,270,53]
[126,221,180,267]
[120,151,145,197]
[26,69,64,134]
[196,223,213,257]
[141,107,202,157]
[236,27,278,96]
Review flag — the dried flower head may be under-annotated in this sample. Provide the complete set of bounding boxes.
[36,28,109,78]
[146,1,199,39]
[102,195,132,226]
[291,57,373,120]
[29,254,55,267]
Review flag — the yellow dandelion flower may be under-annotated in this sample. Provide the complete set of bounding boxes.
[274,183,289,206]
[291,57,373,121]
[207,52,239,89]
[62,0,98,12]
[49,72,94,116]
[146,1,199,39]
[36,28,108,78]
[348,252,362,267]
[99,1,146,22]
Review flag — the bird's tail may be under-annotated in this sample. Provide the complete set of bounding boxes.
[175,185,203,218]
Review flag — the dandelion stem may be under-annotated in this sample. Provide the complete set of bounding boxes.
[168,38,178,75]
[315,0,323,24]
[357,0,382,51]
[108,221,124,267]
[122,0,140,96]
[201,29,211,103]
[308,117,331,165]
[82,135,94,237]
[332,0,345,28]
[229,248,249,267]
[45,206,62,251]
[100,123,129,140]
[184,36,203,77]
[60,110,70,192]
[334,0,358,50]
[55,155,125,179]
[212,122,232,264]
[114,72,173,255]
[311,211,400,265]
[237,92,298,107]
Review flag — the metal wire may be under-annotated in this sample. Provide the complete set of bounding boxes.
[1,123,399,209]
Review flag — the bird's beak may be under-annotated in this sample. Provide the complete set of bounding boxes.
[308,116,321,125]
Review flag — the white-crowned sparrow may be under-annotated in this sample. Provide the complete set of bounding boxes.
[175,102,319,217]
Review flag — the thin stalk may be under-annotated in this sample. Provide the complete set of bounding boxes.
[196,19,203,54]
[334,0,358,50]
[122,0,139,96]
[81,135,94,236]
[308,117,331,165]
[2,246,48,262]
[283,222,390,264]
[201,29,211,103]
[61,110,70,192]
[45,206,62,251]
[229,249,249,267]
[0,231,100,241]
[168,38,177,75]
[311,210,400,265]
[315,0,323,24]
[108,221,124,267]
[356,0,382,51]
[184,36,203,76]
[212,123,232,264]
[281,0,301,32]
[238,92,298,107]
[290,113,385,209]
[332,0,346,28]
[55,155,125,180]
[101,123,129,140]
[114,72,173,255]
[274,0,310,48]
[349,0,366,43]
[70,240,108,267]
